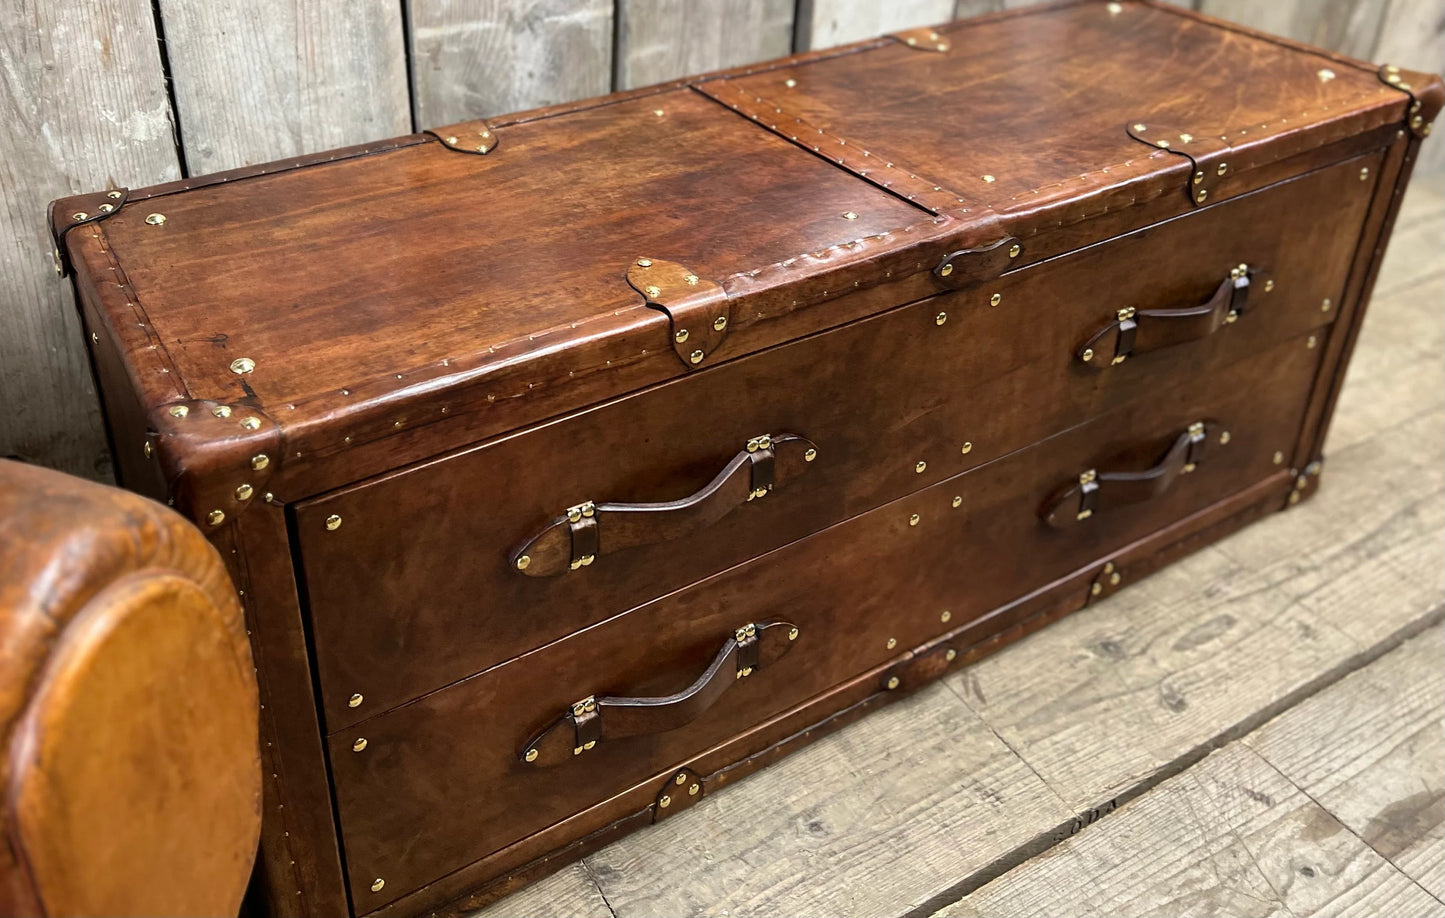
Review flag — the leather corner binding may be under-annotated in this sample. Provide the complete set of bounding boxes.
[1086,560,1124,605]
[425,119,499,155]
[1125,121,1231,207]
[890,26,951,52]
[882,642,958,694]
[48,188,129,276]
[933,235,1023,288]
[653,768,703,822]
[627,258,731,368]
[1378,65,1442,139]
[1285,458,1324,508]
[146,401,282,531]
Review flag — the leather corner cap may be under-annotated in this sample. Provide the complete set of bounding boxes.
[48,188,128,276]
[147,400,281,530]
[627,257,730,368]
[1378,64,1442,138]
[425,119,499,154]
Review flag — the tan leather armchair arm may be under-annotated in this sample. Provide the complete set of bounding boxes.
[0,459,260,917]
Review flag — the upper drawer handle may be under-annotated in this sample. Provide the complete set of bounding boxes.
[1076,264,1270,369]
[1040,421,1214,527]
[510,433,818,577]
[519,619,800,767]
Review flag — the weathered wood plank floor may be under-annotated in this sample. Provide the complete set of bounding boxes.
[476,174,1445,918]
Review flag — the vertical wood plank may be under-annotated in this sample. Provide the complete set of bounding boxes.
[0,0,180,479]
[157,0,411,175]
[1371,0,1445,178]
[615,0,794,90]
[408,0,613,128]
[796,0,956,51]
[1195,0,1393,59]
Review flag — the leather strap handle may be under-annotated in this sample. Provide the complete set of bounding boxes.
[1076,265,1269,369]
[511,433,817,577]
[1041,421,1214,527]
[520,620,800,767]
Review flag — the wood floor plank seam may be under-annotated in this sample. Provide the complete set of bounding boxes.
[580,859,620,918]
[911,601,1445,918]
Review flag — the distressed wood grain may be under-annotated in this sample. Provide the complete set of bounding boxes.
[472,863,615,918]
[937,741,1443,917]
[795,0,956,51]
[408,0,613,128]
[0,0,180,480]
[156,0,411,175]
[1371,0,1445,178]
[1197,0,1393,59]
[615,0,794,90]
[1245,627,1445,900]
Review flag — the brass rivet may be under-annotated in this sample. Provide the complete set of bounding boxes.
[1306,336,1317,349]
[445,135,459,144]
[1107,2,1123,13]
[637,258,652,267]
[785,78,797,88]
[90,331,98,343]
[212,405,232,418]
[683,273,699,285]
[653,109,664,117]
[235,483,254,501]
[1217,162,1228,176]
[1193,170,1204,185]
[1360,167,1370,181]
[1081,347,1095,362]
[915,460,927,473]
[325,514,343,531]
[842,211,859,220]
[675,328,689,343]
[230,357,255,374]
[982,174,995,183]
[1273,451,1285,465]
[1109,572,1121,586]
[713,316,728,331]
[476,144,489,153]
[99,203,113,213]
[945,648,958,662]
[1264,279,1275,292]
[1179,132,1194,144]
[240,417,261,431]
[1296,474,1309,490]
[1157,140,1170,148]
[1288,490,1301,505]
[941,610,951,622]
[909,513,920,527]
[886,676,900,690]
[524,748,538,762]
[1133,123,1147,132]
[1104,562,1114,573]
[349,693,364,708]
[886,637,897,649]
[1321,298,1331,312]
[168,405,189,418]
[689,349,704,364]
[804,448,817,462]
[107,190,122,199]
[352,738,367,753]
[371,879,384,893]
[675,773,687,785]
[144,213,166,225]
[206,509,225,526]
[251,453,269,470]
[961,441,973,454]
[1196,189,1208,202]
[71,212,89,222]
[990,293,1002,307]
[689,783,700,795]
[788,626,799,641]
[1091,582,1103,596]
[1317,68,1335,82]
[1009,244,1021,258]
[644,284,661,298]
[939,263,954,277]
[143,441,153,458]
[659,795,671,808]
[952,495,962,508]
[516,554,531,570]
[935,312,947,325]
[1220,431,1231,445]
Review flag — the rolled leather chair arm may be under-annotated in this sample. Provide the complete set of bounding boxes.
[0,458,260,917]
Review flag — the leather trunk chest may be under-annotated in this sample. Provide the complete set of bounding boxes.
[52,2,1440,915]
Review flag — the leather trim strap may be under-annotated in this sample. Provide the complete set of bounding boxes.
[1041,421,1215,528]
[425,119,499,155]
[1377,65,1442,139]
[628,258,730,368]
[47,188,129,277]
[1126,121,1230,207]
[889,26,951,52]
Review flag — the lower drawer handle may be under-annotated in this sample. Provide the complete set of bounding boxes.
[1076,264,1268,369]
[510,433,817,577]
[1041,421,1213,527]
[519,620,799,767]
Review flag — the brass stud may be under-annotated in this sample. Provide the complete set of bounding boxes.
[371,879,385,893]
[212,405,232,418]
[168,404,189,418]
[636,258,652,267]
[1009,244,1021,258]
[1412,115,1424,130]
[785,78,797,88]
[1091,582,1103,596]
[1317,68,1335,82]
[325,514,343,531]
[206,509,225,526]
[90,332,98,343]
[788,626,799,641]
[1107,1,1123,12]
[961,441,973,454]
[689,349,704,364]
[990,293,1002,307]
[1220,430,1231,445]
[352,738,367,752]
[675,773,687,785]
[239,416,261,431]
[1217,162,1228,176]
[842,211,859,220]
[935,312,947,326]
[235,483,254,501]
[1133,123,1148,132]
[1082,347,1095,362]
[982,174,996,183]
[939,263,954,277]
[515,554,530,571]
[713,315,728,331]
[886,676,900,690]
[1264,279,1275,293]
[143,441,154,458]
[99,203,113,213]
[886,637,897,649]
[952,495,962,508]
[1196,189,1208,203]
[1306,336,1317,349]
[524,748,538,762]
[144,213,166,225]
[66,211,83,222]
[1156,140,1170,148]
[1104,562,1114,573]
[653,109,664,117]
[1273,451,1285,465]
[689,783,700,795]
[230,357,255,374]
[644,284,661,298]
[349,693,364,708]
[1193,170,1204,185]
[1296,474,1309,490]
[941,610,951,622]
[1360,167,1370,181]
[1109,572,1121,586]
[107,190,122,199]
[945,648,958,662]
[804,448,817,462]
[683,273,699,285]
[659,794,671,808]
[909,513,920,527]
[1321,298,1331,312]
[1288,490,1301,505]
[251,453,270,470]
[675,328,689,343]
[915,460,927,473]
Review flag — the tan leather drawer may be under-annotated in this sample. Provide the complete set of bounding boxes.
[296,151,1377,731]
[329,330,1323,908]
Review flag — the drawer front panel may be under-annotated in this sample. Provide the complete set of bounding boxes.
[331,333,1322,907]
[297,153,1377,729]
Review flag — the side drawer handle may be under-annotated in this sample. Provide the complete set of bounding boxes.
[1076,264,1269,369]
[510,433,818,577]
[1041,421,1214,527]
[519,620,800,767]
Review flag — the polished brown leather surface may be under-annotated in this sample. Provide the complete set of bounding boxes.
[54,2,1437,915]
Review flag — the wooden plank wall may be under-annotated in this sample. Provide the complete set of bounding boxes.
[2,0,1441,479]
